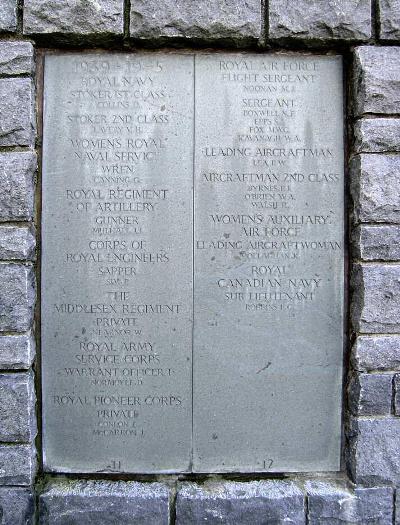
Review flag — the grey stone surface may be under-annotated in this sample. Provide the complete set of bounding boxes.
[352,335,400,371]
[353,225,400,260]
[393,374,400,414]
[176,481,305,525]
[379,0,400,41]
[350,154,400,223]
[348,417,400,484]
[0,225,36,260]
[354,46,400,115]
[130,0,262,43]
[348,372,393,415]
[0,488,34,525]
[0,0,17,33]
[269,0,371,43]
[306,481,393,524]
[0,372,36,442]
[39,480,170,525]
[0,264,35,332]
[0,78,35,147]
[352,263,400,333]
[0,333,35,370]
[0,41,34,76]
[354,118,400,153]
[23,0,124,38]
[0,444,36,485]
[0,152,36,221]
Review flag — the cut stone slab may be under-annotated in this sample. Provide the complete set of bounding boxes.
[269,0,371,43]
[23,0,124,40]
[0,0,17,33]
[354,46,400,115]
[379,0,400,41]
[348,372,393,415]
[353,225,400,261]
[0,444,36,485]
[350,154,400,223]
[0,152,36,221]
[0,41,34,76]
[0,372,36,442]
[0,78,35,147]
[0,333,35,370]
[176,481,305,525]
[352,335,400,371]
[0,225,36,260]
[0,488,34,525]
[393,374,400,414]
[0,264,35,332]
[39,480,170,525]
[352,263,400,333]
[348,417,400,484]
[130,0,262,43]
[354,118,400,153]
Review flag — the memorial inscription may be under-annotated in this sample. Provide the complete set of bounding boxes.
[41,53,344,473]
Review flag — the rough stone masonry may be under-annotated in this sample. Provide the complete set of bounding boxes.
[1,0,400,523]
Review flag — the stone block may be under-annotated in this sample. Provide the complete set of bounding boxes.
[348,372,393,415]
[352,264,400,333]
[379,0,400,41]
[0,444,36,485]
[353,225,400,260]
[393,374,400,414]
[176,481,305,525]
[269,0,371,43]
[0,152,36,221]
[0,334,35,370]
[0,264,35,332]
[354,46,400,115]
[348,417,400,484]
[0,226,36,260]
[0,41,34,76]
[306,480,393,524]
[352,335,400,371]
[0,372,36,442]
[350,154,400,223]
[354,118,400,153]
[0,78,35,147]
[23,0,124,39]
[0,488,34,525]
[39,480,170,525]
[0,0,17,33]
[130,0,262,43]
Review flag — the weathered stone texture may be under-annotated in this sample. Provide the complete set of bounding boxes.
[0,444,36,485]
[354,46,400,115]
[393,374,400,414]
[349,373,393,415]
[0,488,34,525]
[0,0,17,33]
[352,264,400,333]
[350,154,400,223]
[0,41,34,76]
[0,226,36,260]
[23,0,124,37]
[0,372,36,442]
[306,481,393,524]
[0,334,35,370]
[348,417,400,484]
[353,225,400,261]
[130,0,262,43]
[176,481,305,525]
[0,79,35,147]
[354,118,400,153]
[0,153,36,221]
[379,0,400,41]
[39,480,170,525]
[0,264,35,332]
[269,0,371,42]
[352,335,400,371]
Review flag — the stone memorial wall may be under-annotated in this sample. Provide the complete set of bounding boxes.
[0,0,399,523]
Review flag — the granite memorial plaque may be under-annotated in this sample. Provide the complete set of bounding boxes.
[42,52,344,473]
